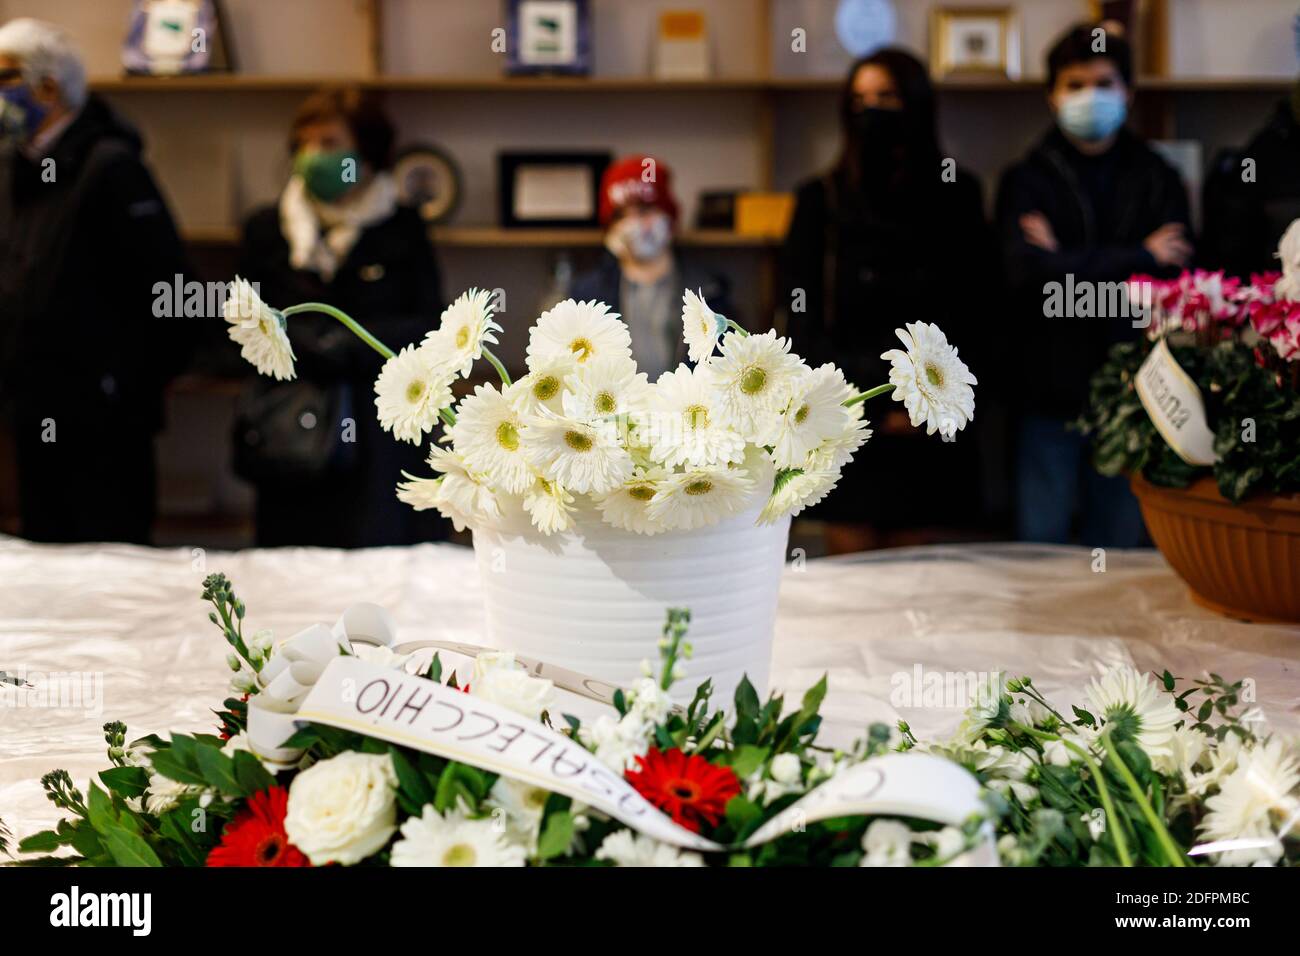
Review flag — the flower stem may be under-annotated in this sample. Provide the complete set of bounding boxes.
[282,303,395,360]
[725,319,748,337]
[481,346,512,387]
[1014,723,1133,867]
[844,383,895,407]
[1099,730,1187,867]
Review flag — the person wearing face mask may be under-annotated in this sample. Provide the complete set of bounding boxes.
[234,87,446,547]
[996,24,1192,548]
[780,49,995,554]
[569,156,737,383]
[0,19,189,544]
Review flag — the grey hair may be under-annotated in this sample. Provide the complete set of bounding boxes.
[0,18,87,110]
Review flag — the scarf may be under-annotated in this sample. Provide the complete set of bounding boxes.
[279,171,397,281]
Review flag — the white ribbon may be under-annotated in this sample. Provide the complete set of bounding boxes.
[1136,338,1220,466]
[246,605,997,860]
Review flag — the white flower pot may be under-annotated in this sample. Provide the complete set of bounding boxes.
[471,503,791,703]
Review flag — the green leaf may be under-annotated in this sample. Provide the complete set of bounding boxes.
[734,676,760,722]
[86,783,117,833]
[727,745,770,779]
[426,653,443,683]
[98,766,149,799]
[194,744,242,796]
[148,750,207,787]
[17,830,65,853]
[102,825,163,867]
[536,811,574,861]
[1196,698,1214,723]
[158,811,204,867]
[231,750,276,796]
[389,747,435,807]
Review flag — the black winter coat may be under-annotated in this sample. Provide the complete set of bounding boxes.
[996,128,1191,418]
[236,202,447,547]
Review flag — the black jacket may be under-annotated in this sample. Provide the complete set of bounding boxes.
[235,200,446,547]
[996,127,1191,417]
[1202,99,1300,277]
[0,95,188,430]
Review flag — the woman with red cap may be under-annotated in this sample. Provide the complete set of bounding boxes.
[570,155,737,382]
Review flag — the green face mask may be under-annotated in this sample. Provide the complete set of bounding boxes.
[294,149,362,203]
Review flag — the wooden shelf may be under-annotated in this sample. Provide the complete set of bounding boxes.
[179,226,778,249]
[91,73,1295,96]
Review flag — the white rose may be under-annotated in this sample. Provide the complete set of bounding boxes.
[284,752,398,865]
[1279,219,1300,276]
[770,752,801,785]
[860,819,913,867]
[472,651,521,683]
[471,664,554,721]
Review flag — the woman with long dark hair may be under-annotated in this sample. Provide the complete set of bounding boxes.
[780,49,993,553]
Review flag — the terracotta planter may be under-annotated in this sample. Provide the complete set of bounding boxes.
[1131,473,1300,623]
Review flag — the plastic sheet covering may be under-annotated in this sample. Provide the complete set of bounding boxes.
[1,537,1296,839]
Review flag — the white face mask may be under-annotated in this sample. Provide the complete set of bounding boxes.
[611,213,672,262]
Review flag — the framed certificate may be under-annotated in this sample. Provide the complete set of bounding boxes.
[505,0,592,76]
[930,7,1020,80]
[121,0,235,76]
[498,152,611,228]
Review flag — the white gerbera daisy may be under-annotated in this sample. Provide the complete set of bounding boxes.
[452,383,533,494]
[422,287,502,378]
[389,805,526,867]
[223,277,295,380]
[397,445,499,532]
[1084,666,1180,766]
[508,354,576,418]
[706,329,804,444]
[374,345,455,444]
[595,830,705,868]
[881,322,977,438]
[595,467,669,535]
[488,776,552,846]
[647,464,754,531]
[771,364,854,468]
[562,354,649,424]
[526,298,632,370]
[1198,738,1300,866]
[521,412,633,495]
[681,287,726,363]
[758,467,839,525]
[807,410,872,472]
[647,363,745,468]
[522,477,576,535]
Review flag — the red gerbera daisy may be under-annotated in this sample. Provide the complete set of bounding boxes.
[625,747,741,833]
[206,786,309,867]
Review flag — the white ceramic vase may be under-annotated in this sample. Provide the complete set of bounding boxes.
[471,502,791,703]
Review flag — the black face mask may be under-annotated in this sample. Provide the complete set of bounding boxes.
[849,106,907,149]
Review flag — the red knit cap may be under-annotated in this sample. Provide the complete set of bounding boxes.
[599,155,679,227]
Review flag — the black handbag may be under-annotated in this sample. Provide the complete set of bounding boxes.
[233,379,360,485]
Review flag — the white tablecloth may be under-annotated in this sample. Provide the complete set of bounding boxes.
[2,537,1297,840]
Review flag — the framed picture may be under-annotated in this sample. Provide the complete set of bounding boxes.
[505,0,592,76]
[930,7,1020,80]
[121,0,236,76]
[498,151,611,228]
[394,144,461,225]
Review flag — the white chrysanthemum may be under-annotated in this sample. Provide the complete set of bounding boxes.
[521,413,633,495]
[562,354,649,423]
[758,467,839,525]
[771,364,854,468]
[594,467,669,535]
[647,363,745,468]
[1084,666,1180,766]
[595,830,705,867]
[488,776,552,847]
[1198,738,1300,866]
[223,277,296,380]
[681,287,725,363]
[422,287,501,378]
[522,477,576,535]
[144,773,199,816]
[880,322,977,438]
[859,819,913,867]
[647,464,754,531]
[374,345,455,444]
[526,298,632,370]
[508,354,576,418]
[452,383,533,494]
[397,445,499,531]
[706,329,805,444]
[389,805,526,868]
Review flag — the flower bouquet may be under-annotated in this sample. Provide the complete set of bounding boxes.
[1077,223,1300,620]
[223,280,976,694]
[6,575,1296,868]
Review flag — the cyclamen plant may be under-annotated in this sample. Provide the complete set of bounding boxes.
[224,280,977,535]
[1079,223,1300,501]
[8,575,1297,867]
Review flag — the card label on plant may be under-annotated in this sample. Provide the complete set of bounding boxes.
[1135,339,1219,466]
